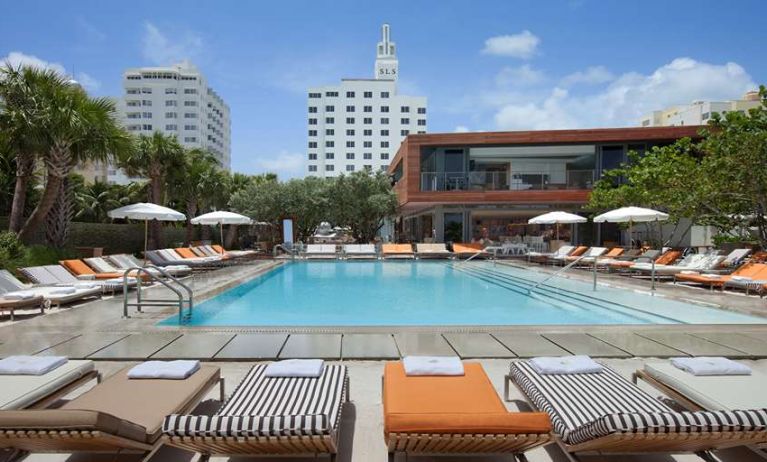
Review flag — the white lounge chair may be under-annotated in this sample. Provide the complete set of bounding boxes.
[19,266,136,294]
[0,359,98,410]
[107,254,192,277]
[304,244,338,259]
[415,243,453,259]
[632,253,725,276]
[343,244,378,259]
[0,270,101,308]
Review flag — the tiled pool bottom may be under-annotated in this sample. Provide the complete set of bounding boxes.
[158,261,764,327]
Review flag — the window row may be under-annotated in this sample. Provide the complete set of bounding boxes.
[308,152,390,160]
[309,106,424,114]
[307,165,388,172]
[309,141,391,148]
[309,91,392,99]
[309,129,410,137]
[308,117,424,125]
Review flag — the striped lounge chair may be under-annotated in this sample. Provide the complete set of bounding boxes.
[163,363,349,461]
[507,360,767,460]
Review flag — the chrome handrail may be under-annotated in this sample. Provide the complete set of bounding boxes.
[632,256,657,292]
[459,249,488,264]
[122,265,194,323]
[527,254,587,294]
[273,244,297,260]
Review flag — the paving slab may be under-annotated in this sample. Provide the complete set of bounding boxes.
[638,332,748,357]
[280,334,342,359]
[214,333,288,360]
[342,334,399,359]
[590,332,686,357]
[492,333,570,357]
[0,333,79,356]
[37,333,130,358]
[152,333,235,359]
[689,332,767,357]
[89,332,183,359]
[443,333,515,358]
[393,333,456,356]
[542,333,631,358]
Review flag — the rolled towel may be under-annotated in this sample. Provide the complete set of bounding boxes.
[2,292,35,300]
[402,356,464,376]
[530,355,603,375]
[50,287,77,295]
[731,275,753,282]
[76,274,96,280]
[0,356,68,375]
[671,357,751,376]
[128,360,200,379]
[680,270,700,275]
[73,283,98,289]
[265,359,324,378]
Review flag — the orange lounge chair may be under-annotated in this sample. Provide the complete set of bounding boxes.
[674,262,767,290]
[452,243,488,258]
[382,244,414,259]
[383,361,551,461]
[609,249,680,270]
[603,247,625,258]
[59,259,123,280]
[175,248,206,259]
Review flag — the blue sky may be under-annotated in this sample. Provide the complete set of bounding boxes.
[2,0,764,178]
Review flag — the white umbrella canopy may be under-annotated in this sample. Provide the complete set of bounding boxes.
[107,203,186,258]
[191,211,253,252]
[529,211,586,241]
[593,206,669,248]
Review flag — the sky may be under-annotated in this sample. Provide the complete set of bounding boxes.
[1,0,765,179]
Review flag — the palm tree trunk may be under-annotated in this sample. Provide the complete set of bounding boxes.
[185,200,197,245]
[45,177,74,248]
[149,176,164,249]
[9,154,35,233]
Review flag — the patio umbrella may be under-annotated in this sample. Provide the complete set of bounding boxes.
[528,211,587,241]
[190,211,252,253]
[593,206,669,247]
[108,202,186,258]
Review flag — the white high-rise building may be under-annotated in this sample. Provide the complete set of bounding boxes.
[639,91,761,127]
[110,61,230,184]
[306,24,427,177]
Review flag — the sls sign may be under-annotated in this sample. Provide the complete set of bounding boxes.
[376,63,398,80]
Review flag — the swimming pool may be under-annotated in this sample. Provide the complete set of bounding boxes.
[159,261,764,326]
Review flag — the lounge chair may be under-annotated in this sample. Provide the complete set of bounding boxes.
[304,244,338,259]
[567,246,608,264]
[507,359,767,459]
[343,244,378,259]
[0,270,101,308]
[384,361,551,461]
[210,244,257,258]
[20,265,136,294]
[59,259,125,280]
[0,363,221,457]
[0,295,44,320]
[631,253,725,276]
[595,248,642,268]
[107,254,193,277]
[674,262,767,290]
[381,243,414,259]
[528,244,574,263]
[415,243,453,259]
[147,250,222,269]
[452,243,490,259]
[607,248,671,271]
[163,363,348,461]
[546,245,588,265]
[0,359,98,410]
[175,247,222,261]
[720,248,751,268]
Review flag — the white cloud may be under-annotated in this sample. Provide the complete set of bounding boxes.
[495,64,546,87]
[142,22,203,65]
[481,31,540,59]
[454,125,470,133]
[75,72,101,91]
[560,65,614,86]
[252,151,305,179]
[489,58,757,130]
[1,51,66,74]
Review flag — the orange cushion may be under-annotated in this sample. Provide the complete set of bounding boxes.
[383,244,413,254]
[383,362,551,435]
[453,243,484,253]
[605,247,624,258]
[656,250,682,265]
[212,245,225,254]
[174,248,198,259]
[60,260,95,276]
[569,246,588,257]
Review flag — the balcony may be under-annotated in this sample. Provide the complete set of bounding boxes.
[420,170,595,192]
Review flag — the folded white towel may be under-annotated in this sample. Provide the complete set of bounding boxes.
[700,274,721,279]
[0,356,68,375]
[76,274,96,280]
[671,357,751,376]
[50,287,77,295]
[680,270,700,275]
[264,359,325,378]
[127,360,200,379]
[731,275,753,282]
[402,356,464,376]
[3,292,35,300]
[530,355,603,375]
[73,283,98,289]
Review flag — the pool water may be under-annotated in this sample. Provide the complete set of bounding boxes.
[159,261,764,326]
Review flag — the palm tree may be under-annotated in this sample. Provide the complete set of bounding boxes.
[116,131,184,248]
[168,148,222,244]
[16,77,133,243]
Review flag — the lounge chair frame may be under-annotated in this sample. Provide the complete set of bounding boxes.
[503,373,767,462]
[164,375,349,461]
[23,370,101,410]
[0,297,46,321]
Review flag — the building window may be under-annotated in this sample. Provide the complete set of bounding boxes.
[308,130,317,136]
[401,118,410,124]
[326,152,335,159]
[381,91,390,98]
[364,105,372,112]
[364,164,372,170]
[142,124,152,130]
[381,141,390,148]
[364,117,372,124]
[308,153,317,160]
[165,112,177,118]
[184,113,197,118]
[381,153,389,160]
[165,124,177,131]
[308,165,318,172]
[184,137,198,142]
[126,88,140,95]
[380,118,389,124]
[308,141,318,148]
[346,117,355,124]
[326,129,334,136]
[364,91,373,98]
[417,107,426,114]
[326,141,334,147]
[346,105,355,112]
[325,105,335,112]
[127,100,140,107]
[142,100,152,106]
[346,129,355,136]
[308,118,317,125]
[380,129,389,136]
[165,100,177,106]
[401,129,409,136]
[325,117,335,124]
[184,124,197,130]
[346,152,355,159]
[364,129,372,136]
[141,88,152,94]
[364,141,373,148]
[401,106,410,113]
[346,141,355,148]
[308,106,317,113]
[325,91,338,97]
[346,165,355,172]
[346,91,355,98]
[184,101,197,106]
[417,130,426,134]
[142,112,152,118]
[308,92,321,98]
[381,106,390,113]
[184,88,198,94]
[326,165,335,171]
[364,153,372,160]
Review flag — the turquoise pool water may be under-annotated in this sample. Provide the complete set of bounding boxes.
[159,261,764,326]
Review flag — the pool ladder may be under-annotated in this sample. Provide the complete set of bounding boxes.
[122,265,194,324]
[526,254,589,295]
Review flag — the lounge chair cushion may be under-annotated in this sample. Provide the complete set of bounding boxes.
[0,409,148,442]
[163,364,347,438]
[0,360,94,410]
[0,296,43,309]
[382,244,413,254]
[384,362,551,435]
[644,362,767,411]
[175,248,199,259]
[510,361,767,445]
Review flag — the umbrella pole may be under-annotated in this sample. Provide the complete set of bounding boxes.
[143,219,148,265]
[220,222,225,253]
[556,223,560,241]
[629,220,633,249]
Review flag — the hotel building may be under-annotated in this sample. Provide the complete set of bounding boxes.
[306,24,427,177]
[640,91,761,127]
[387,126,703,245]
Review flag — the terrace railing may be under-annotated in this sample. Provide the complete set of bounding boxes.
[420,170,595,192]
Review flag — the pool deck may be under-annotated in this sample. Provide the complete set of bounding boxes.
[1,259,766,360]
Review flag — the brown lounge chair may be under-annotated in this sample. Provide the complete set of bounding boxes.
[674,262,767,290]
[452,243,490,259]
[0,364,221,457]
[59,259,125,280]
[383,361,552,461]
[0,295,44,321]
[382,243,415,259]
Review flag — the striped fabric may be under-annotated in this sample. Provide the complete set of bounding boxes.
[163,364,347,438]
[510,361,767,445]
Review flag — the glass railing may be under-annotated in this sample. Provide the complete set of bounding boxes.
[420,170,594,191]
